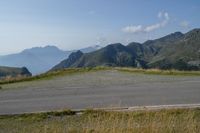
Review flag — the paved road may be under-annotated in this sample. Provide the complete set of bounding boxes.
[0,70,200,115]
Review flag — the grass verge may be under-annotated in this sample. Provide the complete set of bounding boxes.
[116,67,200,76]
[0,108,199,133]
[1,66,200,85]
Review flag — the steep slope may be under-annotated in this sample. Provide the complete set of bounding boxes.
[127,42,153,61]
[0,66,31,79]
[51,43,146,70]
[74,43,137,67]
[149,29,200,70]
[141,32,184,61]
[51,50,84,71]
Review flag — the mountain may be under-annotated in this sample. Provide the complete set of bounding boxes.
[0,46,69,75]
[148,29,200,70]
[51,28,200,71]
[51,43,146,71]
[0,45,101,75]
[52,50,84,70]
[0,66,31,79]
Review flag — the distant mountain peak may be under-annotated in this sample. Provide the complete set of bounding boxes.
[189,28,200,32]
[0,44,103,75]
[44,45,60,50]
[104,43,127,52]
[185,28,200,39]
[144,31,184,45]
[22,45,62,53]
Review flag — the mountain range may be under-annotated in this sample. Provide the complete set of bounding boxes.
[51,28,200,71]
[0,45,101,75]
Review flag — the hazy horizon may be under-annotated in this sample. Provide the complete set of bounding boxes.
[0,28,195,56]
[0,0,200,55]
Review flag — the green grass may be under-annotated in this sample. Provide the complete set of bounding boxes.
[0,108,200,133]
[1,66,200,85]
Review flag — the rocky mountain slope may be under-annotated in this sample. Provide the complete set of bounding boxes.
[51,28,200,71]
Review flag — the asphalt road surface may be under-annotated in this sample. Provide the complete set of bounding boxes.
[0,70,200,115]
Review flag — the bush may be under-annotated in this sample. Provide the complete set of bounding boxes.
[46,109,76,116]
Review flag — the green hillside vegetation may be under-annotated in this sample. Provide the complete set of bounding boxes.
[51,28,200,71]
[0,108,200,133]
[149,29,200,70]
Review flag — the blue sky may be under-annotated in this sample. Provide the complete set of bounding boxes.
[0,0,200,55]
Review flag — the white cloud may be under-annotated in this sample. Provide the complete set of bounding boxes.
[164,12,169,20]
[122,11,170,33]
[158,12,169,19]
[143,12,169,32]
[158,12,163,18]
[96,36,108,46]
[180,20,189,28]
[144,23,161,32]
[122,25,143,33]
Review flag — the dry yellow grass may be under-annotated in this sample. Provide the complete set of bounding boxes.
[0,108,199,133]
[117,67,200,76]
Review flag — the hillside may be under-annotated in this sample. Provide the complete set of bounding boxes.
[0,66,31,79]
[51,50,84,70]
[51,28,200,71]
[51,43,146,71]
[148,29,200,70]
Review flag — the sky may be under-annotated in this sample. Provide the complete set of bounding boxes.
[0,0,200,55]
